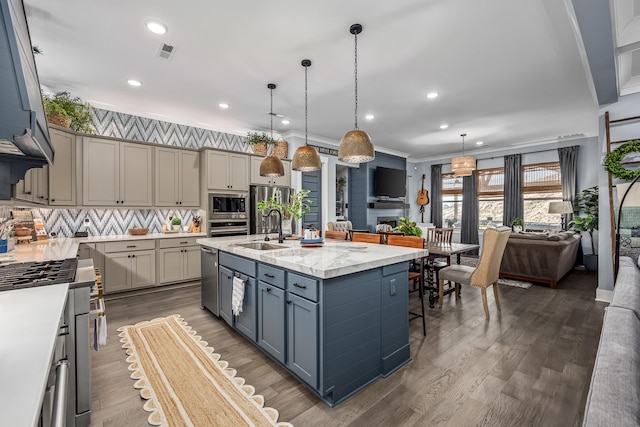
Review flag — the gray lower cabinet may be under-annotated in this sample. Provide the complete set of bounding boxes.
[286,292,318,388]
[218,253,258,341]
[219,266,233,326]
[235,277,257,341]
[257,281,286,363]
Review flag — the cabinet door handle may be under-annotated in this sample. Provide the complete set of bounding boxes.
[266,287,272,293]
[179,201,182,205]
[126,245,137,248]
[293,283,307,289]
[180,241,188,244]
[286,300,292,304]
[132,254,136,258]
[176,202,179,205]
[128,255,131,258]
[264,273,275,278]
[51,199,56,202]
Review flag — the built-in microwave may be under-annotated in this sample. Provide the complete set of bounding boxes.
[209,193,248,219]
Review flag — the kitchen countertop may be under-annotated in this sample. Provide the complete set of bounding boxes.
[197,236,429,279]
[0,283,69,427]
[1,232,206,264]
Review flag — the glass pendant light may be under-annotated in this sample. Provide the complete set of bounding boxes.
[292,59,321,172]
[260,83,285,177]
[338,23,374,164]
[451,133,476,177]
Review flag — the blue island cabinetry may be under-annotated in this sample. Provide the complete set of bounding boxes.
[218,251,410,406]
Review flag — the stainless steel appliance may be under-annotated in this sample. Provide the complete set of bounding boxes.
[209,193,248,219]
[0,258,94,427]
[200,246,219,316]
[250,185,293,235]
[208,220,249,237]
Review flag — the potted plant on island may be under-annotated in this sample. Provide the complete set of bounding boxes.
[570,186,598,271]
[393,217,423,237]
[257,189,312,235]
[42,91,95,133]
[510,217,524,232]
[245,132,275,156]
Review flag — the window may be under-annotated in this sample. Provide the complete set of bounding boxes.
[440,161,563,230]
[442,173,462,228]
[522,162,563,229]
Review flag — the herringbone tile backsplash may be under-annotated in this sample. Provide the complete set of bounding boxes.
[18,108,248,236]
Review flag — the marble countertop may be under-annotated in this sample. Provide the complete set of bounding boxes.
[197,236,429,279]
[0,283,69,427]
[0,232,206,264]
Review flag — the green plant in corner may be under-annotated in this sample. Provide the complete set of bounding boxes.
[257,189,312,220]
[393,217,422,237]
[570,186,598,255]
[42,91,95,134]
[510,217,524,230]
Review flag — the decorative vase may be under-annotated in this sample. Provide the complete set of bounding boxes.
[512,225,522,233]
[274,139,288,159]
[252,141,268,156]
[172,224,181,231]
[282,219,292,236]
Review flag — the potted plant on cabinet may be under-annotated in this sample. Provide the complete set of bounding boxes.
[245,132,275,156]
[42,91,95,133]
[171,217,182,231]
[510,217,524,232]
[570,186,598,271]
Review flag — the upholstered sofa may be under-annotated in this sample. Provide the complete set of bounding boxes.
[327,221,352,232]
[582,256,640,427]
[499,231,581,288]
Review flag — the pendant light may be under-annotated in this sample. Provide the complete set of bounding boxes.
[292,59,321,171]
[451,133,476,177]
[338,23,375,163]
[259,83,285,177]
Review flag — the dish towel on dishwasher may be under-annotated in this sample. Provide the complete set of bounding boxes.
[232,276,246,316]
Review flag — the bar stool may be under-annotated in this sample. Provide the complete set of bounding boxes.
[387,235,426,336]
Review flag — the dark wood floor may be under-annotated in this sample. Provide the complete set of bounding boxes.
[89,269,605,427]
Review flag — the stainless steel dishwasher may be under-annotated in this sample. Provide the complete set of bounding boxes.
[201,246,219,316]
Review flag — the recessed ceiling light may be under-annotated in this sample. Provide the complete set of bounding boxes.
[145,20,167,35]
[476,141,484,145]
[281,119,290,125]
[219,103,230,109]
[439,124,449,129]
[127,79,142,87]
[365,114,375,120]
[426,92,439,99]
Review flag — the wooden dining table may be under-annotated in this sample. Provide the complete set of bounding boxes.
[422,242,480,307]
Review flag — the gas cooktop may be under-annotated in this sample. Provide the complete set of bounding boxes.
[0,259,78,292]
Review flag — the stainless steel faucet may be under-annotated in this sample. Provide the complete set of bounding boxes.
[263,209,284,243]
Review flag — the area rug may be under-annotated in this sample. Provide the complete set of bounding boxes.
[118,314,293,427]
[459,257,533,289]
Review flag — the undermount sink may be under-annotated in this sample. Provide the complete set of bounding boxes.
[235,242,288,251]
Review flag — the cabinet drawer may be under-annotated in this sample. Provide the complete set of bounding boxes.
[287,272,318,302]
[219,252,256,278]
[104,240,155,253]
[258,264,285,288]
[158,237,199,249]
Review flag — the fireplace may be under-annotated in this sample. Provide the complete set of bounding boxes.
[377,216,398,228]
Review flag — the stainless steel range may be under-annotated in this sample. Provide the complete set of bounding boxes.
[0,258,94,427]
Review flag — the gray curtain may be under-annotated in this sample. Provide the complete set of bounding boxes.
[503,154,523,227]
[461,170,479,254]
[430,164,442,227]
[558,146,580,230]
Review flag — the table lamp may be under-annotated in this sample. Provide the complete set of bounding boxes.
[548,201,573,230]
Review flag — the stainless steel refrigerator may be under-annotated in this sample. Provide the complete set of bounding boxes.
[250,185,294,235]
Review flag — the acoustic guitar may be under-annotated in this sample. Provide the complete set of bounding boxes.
[417,174,429,222]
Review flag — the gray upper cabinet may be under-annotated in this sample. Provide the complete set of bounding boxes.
[206,150,249,191]
[48,128,77,205]
[83,137,153,206]
[155,146,199,207]
[13,165,47,204]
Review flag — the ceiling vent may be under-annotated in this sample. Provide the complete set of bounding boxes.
[158,43,174,59]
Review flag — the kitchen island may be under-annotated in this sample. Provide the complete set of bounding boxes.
[197,237,428,406]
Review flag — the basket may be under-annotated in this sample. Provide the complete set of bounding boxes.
[274,139,288,159]
[46,112,72,128]
[14,227,32,237]
[252,141,268,156]
[128,228,149,235]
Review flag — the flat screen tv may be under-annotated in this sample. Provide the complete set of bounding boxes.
[374,166,406,198]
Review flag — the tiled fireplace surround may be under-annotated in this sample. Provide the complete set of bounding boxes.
[24,108,248,237]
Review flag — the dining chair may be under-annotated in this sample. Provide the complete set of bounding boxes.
[437,226,511,319]
[351,232,382,244]
[427,227,454,245]
[324,230,348,240]
[425,227,454,289]
[387,235,426,336]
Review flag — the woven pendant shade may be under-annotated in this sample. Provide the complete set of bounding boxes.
[259,83,285,177]
[451,133,475,176]
[292,59,321,172]
[338,130,374,163]
[260,154,285,177]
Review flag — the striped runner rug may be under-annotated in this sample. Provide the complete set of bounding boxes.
[118,314,293,427]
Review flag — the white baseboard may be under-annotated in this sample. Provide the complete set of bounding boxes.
[595,288,613,303]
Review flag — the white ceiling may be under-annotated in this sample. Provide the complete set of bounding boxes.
[24,0,601,161]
